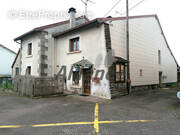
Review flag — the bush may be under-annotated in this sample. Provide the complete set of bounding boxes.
[168,82,179,88]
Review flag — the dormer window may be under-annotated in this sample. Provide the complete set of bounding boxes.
[69,37,80,52]
[28,43,32,55]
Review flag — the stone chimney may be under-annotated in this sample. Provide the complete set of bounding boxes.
[68,7,76,28]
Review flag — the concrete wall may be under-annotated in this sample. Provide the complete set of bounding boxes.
[55,24,111,99]
[20,17,88,77]
[109,17,177,86]
[21,33,41,76]
[0,45,16,76]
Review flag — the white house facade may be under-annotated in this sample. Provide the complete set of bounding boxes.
[109,16,177,86]
[13,8,178,99]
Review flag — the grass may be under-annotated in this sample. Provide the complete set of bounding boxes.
[0,83,13,89]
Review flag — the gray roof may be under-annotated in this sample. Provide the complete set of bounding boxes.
[73,59,93,68]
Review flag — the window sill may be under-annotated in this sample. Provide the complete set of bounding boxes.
[67,50,81,55]
[71,85,81,89]
[26,55,33,58]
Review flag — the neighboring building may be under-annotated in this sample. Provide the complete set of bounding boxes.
[0,44,16,77]
[11,49,20,78]
[14,8,178,99]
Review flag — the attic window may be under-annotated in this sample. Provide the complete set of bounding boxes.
[69,37,80,52]
[28,43,32,55]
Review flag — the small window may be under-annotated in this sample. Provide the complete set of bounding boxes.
[27,66,31,75]
[158,50,161,65]
[115,63,125,82]
[69,37,80,52]
[15,67,19,75]
[140,69,143,76]
[28,43,32,55]
[72,71,79,85]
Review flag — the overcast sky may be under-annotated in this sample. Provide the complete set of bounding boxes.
[0,0,179,64]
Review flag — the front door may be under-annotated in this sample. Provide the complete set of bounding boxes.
[159,71,162,88]
[83,69,91,95]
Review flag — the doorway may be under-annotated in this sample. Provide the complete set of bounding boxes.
[159,71,162,88]
[82,68,91,95]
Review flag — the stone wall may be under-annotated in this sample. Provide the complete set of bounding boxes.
[13,75,64,97]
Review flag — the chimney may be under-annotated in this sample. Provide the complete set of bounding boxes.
[68,7,76,28]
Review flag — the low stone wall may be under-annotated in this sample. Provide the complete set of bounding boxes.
[13,75,64,97]
[131,85,158,93]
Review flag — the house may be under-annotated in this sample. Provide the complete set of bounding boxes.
[0,44,16,77]
[11,49,20,78]
[13,7,178,99]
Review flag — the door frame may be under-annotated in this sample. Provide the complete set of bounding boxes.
[159,71,162,88]
[82,68,92,95]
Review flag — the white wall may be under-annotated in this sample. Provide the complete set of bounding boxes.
[21,34,40,76]
[109,17,177,86]
[55,24,111,99]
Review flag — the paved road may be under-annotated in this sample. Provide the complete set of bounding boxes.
[0,88,180,135]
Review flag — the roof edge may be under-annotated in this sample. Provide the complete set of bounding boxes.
[11,49,20,68]
[0,44,16,54]
[98,14,157,22]
[53,18,103,37]
[154,15,179,67]
[14,15,89,41]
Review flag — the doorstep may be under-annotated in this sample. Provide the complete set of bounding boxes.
[66,94,108,103]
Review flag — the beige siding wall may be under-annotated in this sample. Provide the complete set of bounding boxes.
[109,17,177,86]
[109,21,126,59]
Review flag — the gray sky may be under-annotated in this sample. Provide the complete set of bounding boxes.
[0,0,179,64]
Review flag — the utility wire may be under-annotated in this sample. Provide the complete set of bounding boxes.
[120,0,147,15]
[103,0,123,17]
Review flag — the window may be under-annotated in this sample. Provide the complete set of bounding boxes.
[28,43,32,55]
[158,50,161,65]
[72,71,79,85]
[115,63,125,82]
[15,67,19,75]
[69,37,80,52]
[27,66,31,75]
